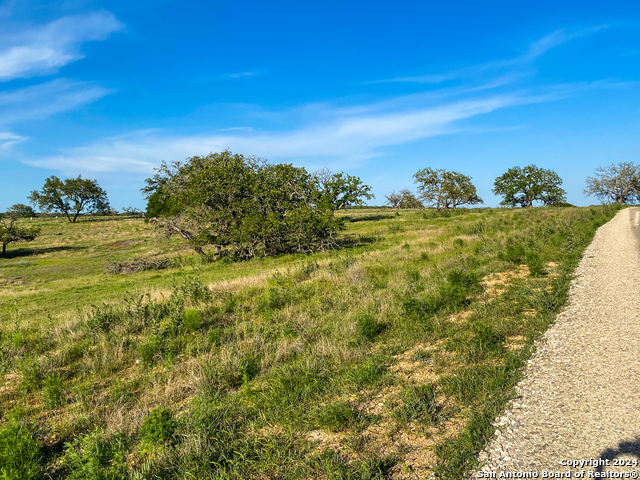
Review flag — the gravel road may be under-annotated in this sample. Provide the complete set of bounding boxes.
[477,207,640,478]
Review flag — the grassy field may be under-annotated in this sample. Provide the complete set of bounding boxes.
[0,205,621,479]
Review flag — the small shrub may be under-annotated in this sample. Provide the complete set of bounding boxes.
[63,430,128,480]
[356,313,385,342]
[501,243,525,264]
[420,252,430,261]
[525,251,546,277]
[208,328,224,346]
[183,308,202,333]
[43,372,65,409]
[18,356,43,392]
[138,338,160,365]
[346,356,387,387]
[140,406,177,445]
[453,238,464,248]
[0,417,42,480]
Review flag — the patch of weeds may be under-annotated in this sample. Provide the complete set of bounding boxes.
[140,406,177,445]
[500,243,525,264]
[346,356,387,387]
[525,251,546,277]
[411,349,432,363]
[393,384,447,425]
[356,313,385,342]
[18,355,43,392]
[0,415,42,480]
[387,223,404,233]
[63,429,129,480]
[313,448,396,480]
[138,337,160,365]
[402,242,410,249]
[208,327,224,346]
[313,401,366,432]
[471,322,505,353]
[183,308,202,333]
[453,238,464,248]
[42,372,65,409]
[420,251,430,261]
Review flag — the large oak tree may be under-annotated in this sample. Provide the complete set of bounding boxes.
[492,165,566,207]
[29,176,110,222]
[413,168,483,211]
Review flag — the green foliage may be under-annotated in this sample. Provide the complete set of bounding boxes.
[0,215,40,257]
[385,189,423,209]
[28,175,110,222]
[6,204,36,218]
[43,372,65,409]
[183,308,202,333]
[140,406,177,445]
[313,168,375,210]
[138,337,160,365]
[413,168,483,211]
[526,251,546,277]
[143,151,348,258]
[313,402,366,432]
[492,165,566,207]
[356,313,385,341]
[500,243,525,263]
[0,416,42,480]
[63,430,129,480]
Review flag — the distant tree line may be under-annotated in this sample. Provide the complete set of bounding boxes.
[2,154,639,259]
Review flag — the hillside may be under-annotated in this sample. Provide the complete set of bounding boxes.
[0,206,620,479]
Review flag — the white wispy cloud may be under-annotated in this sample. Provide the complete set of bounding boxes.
[24,86,577,175]
[0,78,113,124]
[372,26,610,85]
[0,130,25,149]
[0,11,123,81]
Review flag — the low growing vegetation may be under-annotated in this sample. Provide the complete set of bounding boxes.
[0,204,621,478]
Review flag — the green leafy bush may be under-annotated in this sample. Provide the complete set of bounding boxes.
[63,430,128,480]
[140,406,177,445]
[43,372,65,409]
[526,251,546,277]
[183,308,202,333]
[356,313,385,342]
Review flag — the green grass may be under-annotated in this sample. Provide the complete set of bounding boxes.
[0,205,622,478]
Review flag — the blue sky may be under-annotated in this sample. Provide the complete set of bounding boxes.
[1,0,639,210]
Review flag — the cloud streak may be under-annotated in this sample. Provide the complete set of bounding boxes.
[0,78,113,124]
[0,11,123,81]
[25,85,584,175]
[372,25,610,85]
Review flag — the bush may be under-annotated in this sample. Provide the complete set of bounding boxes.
[183,308,202,333]
[526,251,546,277]
[501,243,525,263]
[138,338,160,365]
[43,372,65,409]
[356,313,385,342]
[140,406,177,445]
[63,430,128,480]
[0,417,42,480]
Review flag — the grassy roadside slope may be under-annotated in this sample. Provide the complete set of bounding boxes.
[0,205,621,479]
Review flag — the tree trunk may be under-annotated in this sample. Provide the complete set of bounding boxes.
[73,210,80,222]
[527,197,533,207]
[1,243,5,257]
